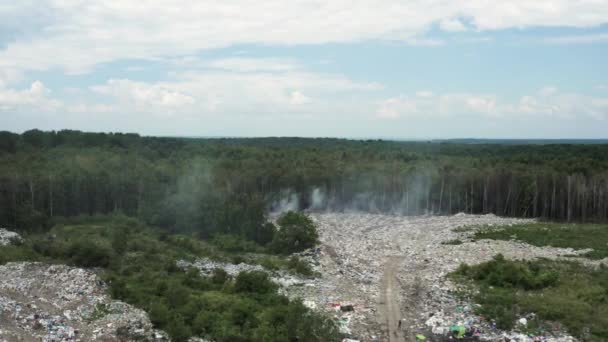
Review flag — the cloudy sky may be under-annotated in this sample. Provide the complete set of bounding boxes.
[1,1,608,138]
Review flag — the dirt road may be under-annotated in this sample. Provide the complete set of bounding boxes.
[304,213,572,341]
[379,256,407,342]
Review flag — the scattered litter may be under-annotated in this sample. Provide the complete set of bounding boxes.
[283,213,582,341]
[340,304,354,312]
[519,317,528,326]
[0,228,23,246]
[0,262,168,341]
[176,258,308,288]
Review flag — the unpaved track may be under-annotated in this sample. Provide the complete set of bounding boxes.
[380,256,406,342]
[307,213,551,341]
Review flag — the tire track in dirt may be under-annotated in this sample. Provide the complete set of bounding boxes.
[379,256,407,342]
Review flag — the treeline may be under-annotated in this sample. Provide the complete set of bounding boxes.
[2,129,608,235]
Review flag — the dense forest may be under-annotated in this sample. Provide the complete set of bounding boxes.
[2,129,608,236]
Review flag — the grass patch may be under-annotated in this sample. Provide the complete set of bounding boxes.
[87,303,112,321]
[451,255,608,340]
[0,215,340,342]
[452,226,474,233]
[442,239,464,245]
[474,223,608,259]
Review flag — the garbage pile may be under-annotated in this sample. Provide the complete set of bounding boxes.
[0,228,23,246]
[177,258,308,288]
[284,213,584,342]
[0,262,169,341]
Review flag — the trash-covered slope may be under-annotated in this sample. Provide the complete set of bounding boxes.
[0,229,23,246]
[0,262,169,341]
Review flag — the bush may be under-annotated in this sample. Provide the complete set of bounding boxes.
[149,301,170,327]
[287,256,314,276]
[0,218,341,342]
[458,254,559,290]
[166,284,191,308]
[166,315,192,342]
[211,268,230,285]
[452,256,608,339]
[272,211,318,254]
[66,240,112,267]
[212,234,265,253]
[234,271,277,294]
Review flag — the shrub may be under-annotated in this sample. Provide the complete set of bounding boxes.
[166,284,191,308]
[272,211,318,254]
[66,240,112,267]
[166,315,192,342]
[287,256,314,276]
[452,256,608,339]
[211,268,230,285]
[212,234,264,253]
[235,271,277,294]
[459,254,559,290]
[149,301,170,327]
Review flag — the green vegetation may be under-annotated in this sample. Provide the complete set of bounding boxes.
[0,215,338,342]
[442,239,463,245]
[452,255,608,340]
[272,212,319,254]
[3,130,608,237]
[474,223,608,259]
[3,130,608,340]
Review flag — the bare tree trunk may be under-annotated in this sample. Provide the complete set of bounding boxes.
[567,175,572,222]
[426,180,430,214]
[449,186,452,214]
[533,178,538,218]
[551,176,557,219]
[438,176,445,214]
[483,176,488,213]
[470,182,474,214]
[504,184,512,216]
[48,175,53,217]
[28,179,35,211]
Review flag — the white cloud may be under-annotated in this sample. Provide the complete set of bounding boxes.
[1,1,608,72]
[545,33,608,44]
[83,65,381,118]
[377,96,417,119]
[0,80,60,111]
[403,38,446,46]
[206,58,301,72]
[539,86,558,96]
[415,91,434,98]
[376,88,608,121]
[289,90,311,105]
[440,18,468,32]
[91,79,195,115]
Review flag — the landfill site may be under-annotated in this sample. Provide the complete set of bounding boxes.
[0,213,599,341]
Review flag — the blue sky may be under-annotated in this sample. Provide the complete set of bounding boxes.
[1,1,607,138]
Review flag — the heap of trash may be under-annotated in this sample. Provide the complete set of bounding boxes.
[177,258,308,288]
[0,228,23,246]
[178,255,376,340]
[280,213,584,342]
[0,262,169,341]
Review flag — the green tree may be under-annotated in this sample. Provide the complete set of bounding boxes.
[272,211,319,254]
[149,301,170,327]
[234,271,277,294]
